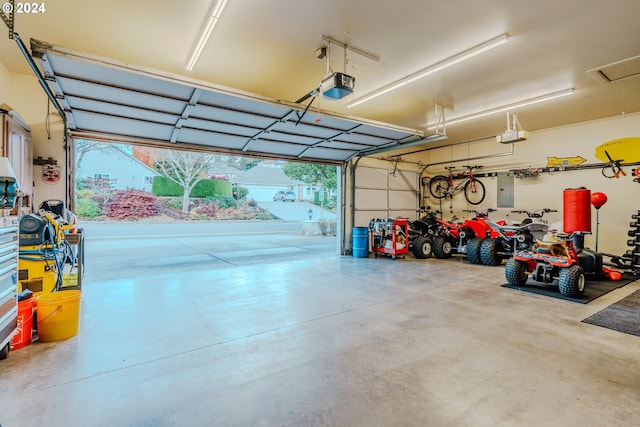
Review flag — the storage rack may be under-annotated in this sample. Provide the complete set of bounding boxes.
[628,211,640,275]
[0,217,19,359]
[369,217,409,259]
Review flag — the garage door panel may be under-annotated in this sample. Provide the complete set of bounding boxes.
[314,141,372,151]
[54,77,189,115]
[73,111,173,140]
[355,211,384,227]
[389,190,417,210]
[190,104,277,129]
[47,54,195,99]
[338,133,393,147]
[301,147,356,162]
[304,147,357,161]
[389,170,418,191]
[197,90,292,118]
[267,131,322,145]
[355,167,388,189]
[355,188,388,210]
[295,114,362,132]
[272,120,349,140]
[354,167,419,227]
[176,128,248,150]
[243,140,307,157]
[69,97,178,125]
[183,118,257,137]
[33,39,423,164]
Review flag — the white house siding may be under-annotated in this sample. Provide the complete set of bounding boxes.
[77,148,159,192]
[229,164,305,202]
[244,185,291,202]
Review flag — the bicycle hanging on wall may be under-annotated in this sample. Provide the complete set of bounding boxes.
[428,165,486,205]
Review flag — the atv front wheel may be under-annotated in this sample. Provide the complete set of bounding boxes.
[505,258,529,286]
[558,265,586,297]
[466,238,483,264]
[480,238,502,266]
[432,235,453,259]
[412,236,433,259]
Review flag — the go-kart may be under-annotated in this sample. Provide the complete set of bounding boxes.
[505,232,590,297]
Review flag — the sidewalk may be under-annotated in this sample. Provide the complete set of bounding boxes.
[259,201,336,221]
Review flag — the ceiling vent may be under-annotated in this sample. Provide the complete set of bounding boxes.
[587,54,640,85]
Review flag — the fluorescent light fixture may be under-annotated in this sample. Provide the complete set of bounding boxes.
[426,88,575,130]
[186,0,229,71]
[347,33,509,108]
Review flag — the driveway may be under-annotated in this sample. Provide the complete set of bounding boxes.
[79,220,338,282]
[259,201,336,221]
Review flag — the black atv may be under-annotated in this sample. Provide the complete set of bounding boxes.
[408,209,442,259]
[479,209,556,266]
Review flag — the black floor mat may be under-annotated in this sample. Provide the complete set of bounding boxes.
[582,289,640,336]
[501,272,638,304]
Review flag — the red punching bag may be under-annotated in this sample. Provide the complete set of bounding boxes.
[563,187,591,233]
[591,192,608,209]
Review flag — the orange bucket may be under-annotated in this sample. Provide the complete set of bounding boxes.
[11,296,35,350]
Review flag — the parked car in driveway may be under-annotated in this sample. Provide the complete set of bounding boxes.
[273,190,296,202]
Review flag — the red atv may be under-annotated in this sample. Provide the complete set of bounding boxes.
[505,232,587,297]
[430,209,503,261]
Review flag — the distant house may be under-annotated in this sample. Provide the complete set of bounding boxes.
[227,163,308,202]
[77,147,160,192]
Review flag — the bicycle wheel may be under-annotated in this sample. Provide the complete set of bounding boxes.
[429,175,450,199]
[464,178,485,205]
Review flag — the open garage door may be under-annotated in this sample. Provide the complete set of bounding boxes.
[30,39,423,165]
[353,166,420,227]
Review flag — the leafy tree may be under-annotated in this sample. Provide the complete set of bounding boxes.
[232,184,249,200]
[75,176,118,210]
[131,146,155,167]
[283,162,337,190]
[153,150,216,214]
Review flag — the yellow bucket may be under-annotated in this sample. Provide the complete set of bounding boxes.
[35,290,82,342]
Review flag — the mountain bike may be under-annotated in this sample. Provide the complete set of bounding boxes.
[428,165,486,205]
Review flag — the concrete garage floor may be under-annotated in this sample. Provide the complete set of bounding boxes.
[1,254,640,426]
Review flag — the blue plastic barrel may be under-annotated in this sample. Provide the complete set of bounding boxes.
[352,227,369,258]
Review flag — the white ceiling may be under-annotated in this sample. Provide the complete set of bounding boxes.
[1,0,639,150]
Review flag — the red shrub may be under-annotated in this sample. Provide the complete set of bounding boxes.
[193,202,219,217]
[105,189,160,220]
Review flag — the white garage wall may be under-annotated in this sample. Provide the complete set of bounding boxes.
[417,112,640,256]
[3,68,68,208]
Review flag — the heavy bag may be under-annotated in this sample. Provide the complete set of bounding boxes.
[563,187,591,233]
